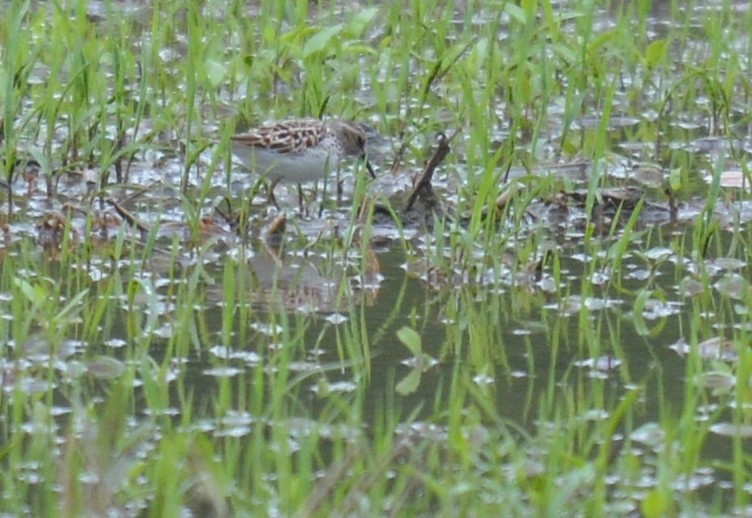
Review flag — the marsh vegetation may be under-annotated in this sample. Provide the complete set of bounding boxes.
[1,0,752,516]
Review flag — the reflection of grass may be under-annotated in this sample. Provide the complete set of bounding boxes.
[1,0,752,515]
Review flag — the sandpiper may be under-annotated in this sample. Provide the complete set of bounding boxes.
[230,118,375,206]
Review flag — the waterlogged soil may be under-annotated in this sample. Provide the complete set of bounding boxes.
[2,0,752,514]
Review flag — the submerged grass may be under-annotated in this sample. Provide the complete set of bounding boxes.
[1,0,752,515]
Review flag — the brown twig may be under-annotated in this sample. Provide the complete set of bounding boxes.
[106,198,149,234]
[404,126,461,212]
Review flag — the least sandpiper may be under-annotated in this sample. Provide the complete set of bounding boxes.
[230,118,375,206]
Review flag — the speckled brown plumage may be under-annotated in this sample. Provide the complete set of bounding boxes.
[229,118,374,206]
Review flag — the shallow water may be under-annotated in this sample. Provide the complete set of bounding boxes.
[2,0,752,514]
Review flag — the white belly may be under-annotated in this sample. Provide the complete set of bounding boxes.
[231,143,338,183]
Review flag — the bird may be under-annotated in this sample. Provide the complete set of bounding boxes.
[229,118,375,207]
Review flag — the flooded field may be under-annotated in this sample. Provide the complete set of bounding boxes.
[1,0,752,515]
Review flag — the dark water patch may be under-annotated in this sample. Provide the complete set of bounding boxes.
[2,0,752,514]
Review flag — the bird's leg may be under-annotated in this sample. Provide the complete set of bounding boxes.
[267,178,282,208]
[297,183,305,215]
[336,168,343,203]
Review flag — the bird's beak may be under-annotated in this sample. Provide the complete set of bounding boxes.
[363,155,376,178]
